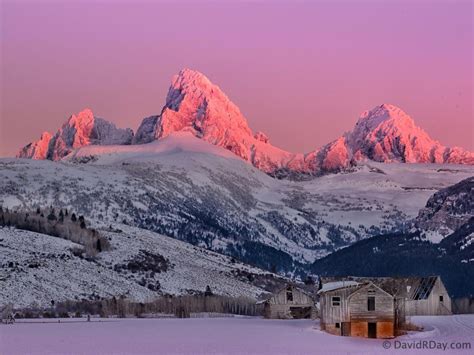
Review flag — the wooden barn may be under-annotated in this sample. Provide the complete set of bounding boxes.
[318,281,398,338]
[260,284,317,319]
[320,275,452,317]
[405,276,452,316]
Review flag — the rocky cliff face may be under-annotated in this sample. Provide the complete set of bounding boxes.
[133,69,306,174]
[18,109,134,160]
[17,132,52,160]
[416,176,474,240]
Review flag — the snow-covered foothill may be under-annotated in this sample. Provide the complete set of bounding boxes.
[0,226,282,308]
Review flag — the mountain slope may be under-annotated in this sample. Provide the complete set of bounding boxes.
[0,225,286,308]
[416,176,474,242]
[2,136,473,272]
[18,109,134,161]
[311,177,474,297]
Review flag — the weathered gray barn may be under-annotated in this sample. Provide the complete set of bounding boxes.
[260,284,317,319]
[318,281,397,338]
[405,276,452,316]
[320,276,452,317]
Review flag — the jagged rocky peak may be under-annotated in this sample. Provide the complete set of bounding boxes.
[313,103,474,171]
[355,104,416,132]
[18,109,134,161]
[17,132,52,160]
[15,70,474,173]
[134,69,303,173]
[349,103,440,163]
[134,69,252,148]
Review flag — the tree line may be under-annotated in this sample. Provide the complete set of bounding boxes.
[0,206,110,256]
[12,290,261,319]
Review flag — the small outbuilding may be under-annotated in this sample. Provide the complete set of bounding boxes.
[260,284,317,319]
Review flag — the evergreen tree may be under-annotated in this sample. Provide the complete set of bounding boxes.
[47,210,57,221]
[204,285,213,297]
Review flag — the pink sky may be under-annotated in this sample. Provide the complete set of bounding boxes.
[1,0,472,157]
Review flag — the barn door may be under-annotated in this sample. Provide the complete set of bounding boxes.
[368,322,377,338]
[342,322,350,336]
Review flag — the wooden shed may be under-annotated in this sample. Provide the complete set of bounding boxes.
[318,281,396,338]
[260,284,317,319]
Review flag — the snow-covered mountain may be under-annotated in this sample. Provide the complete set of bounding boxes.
[16,70,473,175]
[416,176,474,242]
[313,104,474,172]
[2,135,473,273]
[0,225,285,308]
[133,68,305,174]
[310,177,474,298]
[18,109,134,160]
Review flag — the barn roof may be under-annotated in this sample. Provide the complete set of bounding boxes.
[317,281,360,294]
[319,276,442,298]
[257,282,316,303]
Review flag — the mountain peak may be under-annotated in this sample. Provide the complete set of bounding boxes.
[133,69,302,173]
[164,68,232,113]
[135,68,252,146]
[316,103,474,168]
[175,68,212,86]
[18,109,134,161]
[356,104,414,131]
[68,108,95,124]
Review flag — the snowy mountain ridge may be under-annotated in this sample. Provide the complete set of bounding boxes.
[3,136,474,272]
[17,69,473,175]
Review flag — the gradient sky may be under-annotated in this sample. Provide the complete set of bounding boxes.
[1,0,473,157]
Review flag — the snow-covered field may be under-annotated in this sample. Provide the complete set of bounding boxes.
[1,315,473,355]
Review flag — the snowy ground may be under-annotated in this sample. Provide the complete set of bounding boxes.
[1,315,473,355]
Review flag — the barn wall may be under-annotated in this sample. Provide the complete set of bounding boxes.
[319,288,354,325]
[406,278,452,316]
[265,287,316,319]
[349,286,394,322]
[268,288,314,305]
[323,322,342,336]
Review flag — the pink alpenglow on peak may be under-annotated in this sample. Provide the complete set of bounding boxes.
[18,109,134,161]
[16,70,474,175]
[133,68,306,174]
[311,104,474,171]
[17,132,53,160]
